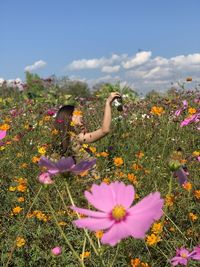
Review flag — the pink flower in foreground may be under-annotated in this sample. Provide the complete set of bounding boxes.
[191,245,200,260]
[170,247,192,266]
[0,130,6,140]
[71,182,164,246]
[51,246,62,256]
[38,172,54,184]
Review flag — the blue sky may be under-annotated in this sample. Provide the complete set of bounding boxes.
[1,0,200,94]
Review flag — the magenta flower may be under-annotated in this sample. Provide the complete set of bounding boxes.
[0,130,6,140]
[71,182,164,246]
[180,111,200,127]
[191,245,200,260]
[174,100,188,117]
[38,172,54,184]
[51,246,62,256]
[39,156,96,175]
[170,247,192,266]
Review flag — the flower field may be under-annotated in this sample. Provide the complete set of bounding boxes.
[0,82,200,267]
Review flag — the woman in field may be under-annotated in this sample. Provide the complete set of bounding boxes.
[51,92,121,163]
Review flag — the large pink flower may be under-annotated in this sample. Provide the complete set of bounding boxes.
[71,182,164,246]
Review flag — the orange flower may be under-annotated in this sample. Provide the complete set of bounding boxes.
[12,206,23,215]
[94,230,104,239]
[113,157,124,167]
[100,151,109,157]
[182,182,192,191]
[127,173,137,184]
[16,237,26,247]
[0,123,10,130]
[150,106,165,116]
[188,107,196,115]
[188,212,198,222]
[194,190,200,199]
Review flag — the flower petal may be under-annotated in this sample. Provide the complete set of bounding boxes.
[0,130,6,140]
[38,156,58,174]
[127,192,164,238]
[110,182,135,208]
[101,221,132,246]
[70,159,96,174]
[71,206,107,218]
[55,157,75,172]
[84,183,116,212]
[73,217,114,231]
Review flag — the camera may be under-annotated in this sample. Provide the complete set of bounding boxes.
[113,96,123,111]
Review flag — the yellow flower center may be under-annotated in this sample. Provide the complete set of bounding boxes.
[181,253,187,258]
[112,205,126,221]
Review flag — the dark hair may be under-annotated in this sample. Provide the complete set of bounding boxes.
[52,105,75,156]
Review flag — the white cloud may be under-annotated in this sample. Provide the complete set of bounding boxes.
[67,54,127,70]
[101,65,120,73]
[122,51,152,69]
[66,51,200,94]
[24,60,47,72]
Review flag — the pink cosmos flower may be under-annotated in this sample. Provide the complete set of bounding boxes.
[174,100,188,117]
[180,111,200,127]
[71,182,164,246]
[51,246,62,256]
[170,247,192,266]
[197,156,200,162]
[191,245,200,260]
[38,172,54,184]
[0,130,6,140]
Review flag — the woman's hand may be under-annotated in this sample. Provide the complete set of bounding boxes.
[106,92,122,106]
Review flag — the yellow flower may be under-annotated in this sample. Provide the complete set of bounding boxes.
[16,237,26,247]
[38,146,46,155]
[146,233,161,246]
[150,106,165,116]
[70,121,75,126]
[0,123,10,130]
[182,182,192,191]
[113,157,124,167]
[58,221,67,226]
[8,186,16,192]
[188,212,198,222]
[17,197,25,203]
[94,230,104,239]
[89,146,96,153]
[188,107,196,115]
[0,146,5,150]
[192,151,200,157]
[194,190,200,199]
[12,206,23,215]
[151,222,163,235]
[80,251,90,259]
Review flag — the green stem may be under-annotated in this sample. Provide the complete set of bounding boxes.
[5,186,43,267]
[64,182,100,257]
[47,194,85,267]
[109,243,120,267]
[64,182,106,266]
